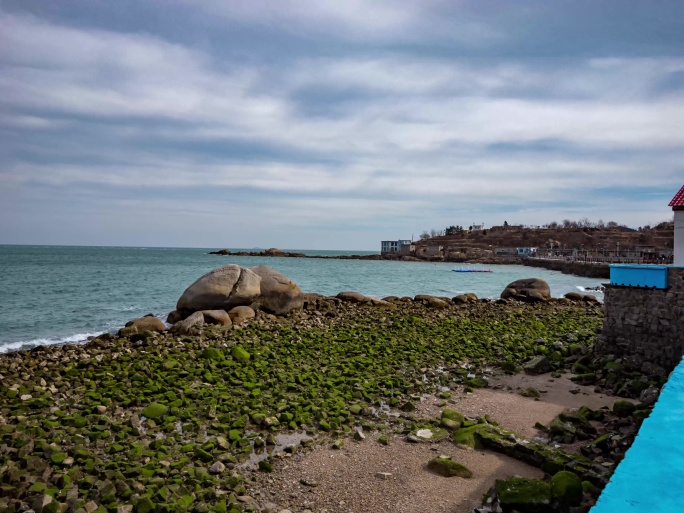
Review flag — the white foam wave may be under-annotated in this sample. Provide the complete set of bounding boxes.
[0,331,104,354]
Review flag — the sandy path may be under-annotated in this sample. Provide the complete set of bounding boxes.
[246,375,615,513]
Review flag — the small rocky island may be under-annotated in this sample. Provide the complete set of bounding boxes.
[0,265,658,513]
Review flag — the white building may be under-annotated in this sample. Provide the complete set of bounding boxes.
[381,239,413,255]
[670,185,684,266]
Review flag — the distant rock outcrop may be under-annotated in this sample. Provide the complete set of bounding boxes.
[501,278,551,302]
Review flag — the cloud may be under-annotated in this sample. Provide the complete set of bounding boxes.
[0,4,682,248]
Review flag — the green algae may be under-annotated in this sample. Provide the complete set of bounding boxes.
[0,301,603,512]
[551,470,583,506]
[141,403,168,419]
[427,455,473,478]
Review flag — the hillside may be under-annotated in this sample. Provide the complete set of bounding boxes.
[413,222,674,263]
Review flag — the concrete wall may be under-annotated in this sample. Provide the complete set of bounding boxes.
[597,267,684,372]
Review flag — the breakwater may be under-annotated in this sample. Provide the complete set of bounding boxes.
[522,258,610,279]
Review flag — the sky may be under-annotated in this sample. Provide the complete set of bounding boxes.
[1,1,683,250]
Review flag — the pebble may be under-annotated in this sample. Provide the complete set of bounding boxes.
[209,461,226,474]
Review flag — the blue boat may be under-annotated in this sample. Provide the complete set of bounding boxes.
[452,269,492,273]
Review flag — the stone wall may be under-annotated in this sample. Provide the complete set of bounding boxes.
[597,267,684,372]
[523,258,610,279]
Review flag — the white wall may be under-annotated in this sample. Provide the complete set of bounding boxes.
[675,210,684,266]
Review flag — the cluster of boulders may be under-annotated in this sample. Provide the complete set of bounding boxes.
[118,265,303,338]
[501,278,599,304]
[117,268,600,340]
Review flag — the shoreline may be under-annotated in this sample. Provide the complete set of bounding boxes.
[0,297,657,513]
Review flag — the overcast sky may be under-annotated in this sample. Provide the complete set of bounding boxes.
[1,1,683,250]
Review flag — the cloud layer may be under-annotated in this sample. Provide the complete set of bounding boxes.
[1,1,683,249]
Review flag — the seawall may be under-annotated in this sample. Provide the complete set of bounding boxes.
[596,267,684,373]
[522,258,610,279]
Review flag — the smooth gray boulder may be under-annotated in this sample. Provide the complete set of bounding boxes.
[176,264,261,315]
[501,278,551,302]
[250,265,304,314]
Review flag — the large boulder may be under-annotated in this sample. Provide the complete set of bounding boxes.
[250,265,304,314]
[501,278,551,302]
[176,265,261,315]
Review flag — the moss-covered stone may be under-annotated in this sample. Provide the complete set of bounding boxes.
[230,346,250,363]
[427,456,473,478]
[495,477,552,513]
[141,403,168,418]
[613,400,636,418]
[520,387,541,399]
[551,470,583,506]
[441,408,465,426]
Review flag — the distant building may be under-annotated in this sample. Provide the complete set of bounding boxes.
[670,185,684,266]
[495,247,518,256]
[471,223,485,231]
[381,239,414,255]
[516,247,537,257]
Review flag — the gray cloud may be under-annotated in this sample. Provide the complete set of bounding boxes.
[0,2,682,248]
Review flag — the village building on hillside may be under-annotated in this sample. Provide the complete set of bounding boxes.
[380,239,414,256]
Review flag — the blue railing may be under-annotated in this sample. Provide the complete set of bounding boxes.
[609,265,669,289]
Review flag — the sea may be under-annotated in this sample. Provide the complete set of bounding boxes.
[0,245,606,353]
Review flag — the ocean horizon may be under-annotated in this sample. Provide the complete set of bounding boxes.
[0,244,606,353]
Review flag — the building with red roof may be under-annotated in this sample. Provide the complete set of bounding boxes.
[672,185,684,266]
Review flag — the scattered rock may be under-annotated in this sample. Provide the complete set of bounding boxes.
[209,461,225,475]
[427,455,473,478]
[228,306,256,324]
[170,311,204,335]
[523,356,551,375]
[201,310,232,327]
[124,316,167,333]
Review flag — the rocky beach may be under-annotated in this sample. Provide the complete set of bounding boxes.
[0,265,662,513]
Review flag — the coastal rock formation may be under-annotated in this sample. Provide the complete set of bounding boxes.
[176,264,261,315]
[250,265,304,314]
[501,278,551,302]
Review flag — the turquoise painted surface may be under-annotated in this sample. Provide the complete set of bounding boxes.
[609,265,669,289]
[591,357,684,513]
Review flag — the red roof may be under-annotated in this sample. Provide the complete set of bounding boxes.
[670,185,684,207]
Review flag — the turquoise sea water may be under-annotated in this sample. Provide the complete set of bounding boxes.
[590,356,684,513]
[0,245,606,352]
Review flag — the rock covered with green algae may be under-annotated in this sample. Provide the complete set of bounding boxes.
[427,455,473,478]
[551,470,583,506]
[494,477,552,513]
[0,299,603,512]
